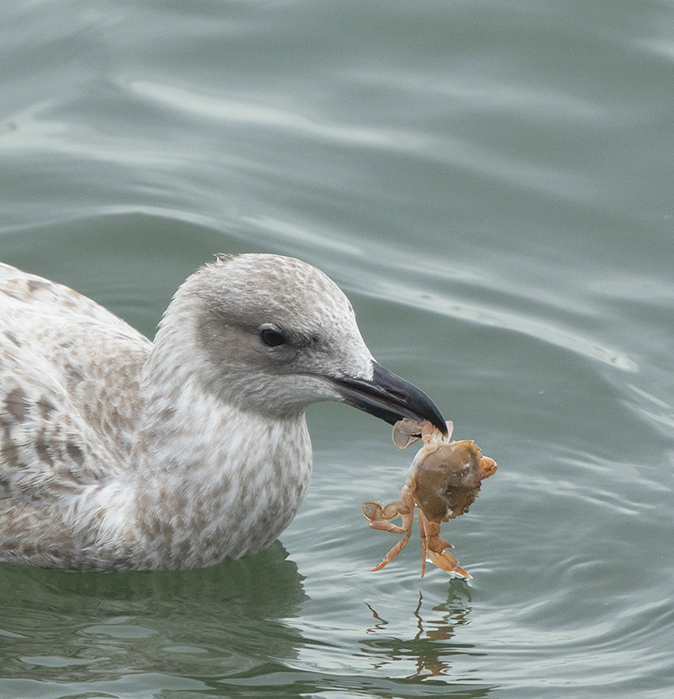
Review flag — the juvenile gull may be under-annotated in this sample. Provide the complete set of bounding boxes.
[0,254,445,571]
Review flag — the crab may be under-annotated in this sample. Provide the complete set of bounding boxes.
[362,418,497,578]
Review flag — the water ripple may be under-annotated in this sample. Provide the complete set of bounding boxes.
[366,278,638,372]
[129,80,417,149]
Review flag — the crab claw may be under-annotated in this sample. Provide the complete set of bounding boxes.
[478,455,498,479]
[361,501,383,521]
[361,500,408,523]
[392,419,424,450]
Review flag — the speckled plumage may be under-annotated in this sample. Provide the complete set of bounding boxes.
[0,254,375,571]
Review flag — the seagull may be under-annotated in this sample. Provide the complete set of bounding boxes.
[0,253,446,571]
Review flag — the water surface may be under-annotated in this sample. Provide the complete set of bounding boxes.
[1,1,673,697]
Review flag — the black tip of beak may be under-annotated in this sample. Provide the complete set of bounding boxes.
[332,361,447,435]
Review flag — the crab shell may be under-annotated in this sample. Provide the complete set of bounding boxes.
[407,440,497,522]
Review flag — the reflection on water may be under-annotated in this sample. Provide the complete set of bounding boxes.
[0,542,307,693]
[361,586,483,683]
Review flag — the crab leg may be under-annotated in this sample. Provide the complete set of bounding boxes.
[418,510,428,577]
[368,506,415,571]
[418,511,472,579]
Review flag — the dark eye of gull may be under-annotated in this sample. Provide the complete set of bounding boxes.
[259,327,287,347]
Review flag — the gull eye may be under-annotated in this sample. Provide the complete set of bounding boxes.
[260,328,287,347]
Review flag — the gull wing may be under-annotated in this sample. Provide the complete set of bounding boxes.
[0,262,151,504]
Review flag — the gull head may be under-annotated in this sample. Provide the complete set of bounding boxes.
[155,253,445,432]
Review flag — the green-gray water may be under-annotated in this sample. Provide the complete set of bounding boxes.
[1,1,673,697]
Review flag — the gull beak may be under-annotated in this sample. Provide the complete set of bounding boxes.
[331,361,448,435]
